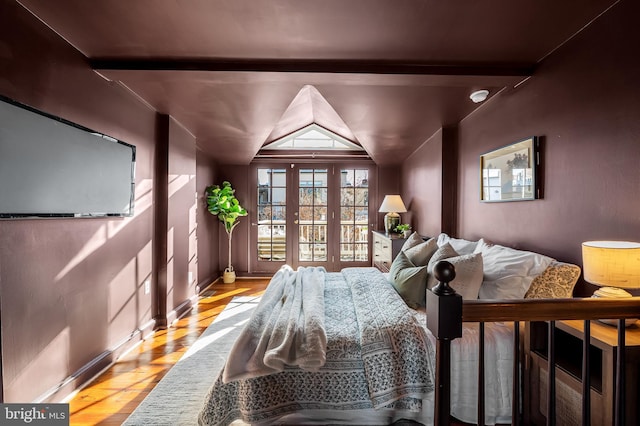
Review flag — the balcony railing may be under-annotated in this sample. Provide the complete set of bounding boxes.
[257,220,369,261]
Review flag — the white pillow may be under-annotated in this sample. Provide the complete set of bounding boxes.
[404,237,437,266]
[476,240,554,300]
[436,233,481,255]
[427,253,484,300]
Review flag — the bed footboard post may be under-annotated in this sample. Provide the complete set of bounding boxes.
[426,261,462,426]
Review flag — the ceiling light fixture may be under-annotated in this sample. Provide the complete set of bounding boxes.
[470,90,489,103]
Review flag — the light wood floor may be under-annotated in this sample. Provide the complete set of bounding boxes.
[68,278,270,426]
[67,276,474,426]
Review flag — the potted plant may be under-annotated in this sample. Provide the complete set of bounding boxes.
[205,181,248,283]
[396,223,412,238]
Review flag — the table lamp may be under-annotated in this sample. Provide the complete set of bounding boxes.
[582,240,640,326]
[378,195,407,235]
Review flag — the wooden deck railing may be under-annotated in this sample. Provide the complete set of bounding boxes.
[427,261,640,426]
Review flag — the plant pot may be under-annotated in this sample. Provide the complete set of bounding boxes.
[223,268,236,284]
[403,230,412,238]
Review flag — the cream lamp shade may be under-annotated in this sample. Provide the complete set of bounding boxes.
[582,241,640,289]
[378,195,407,235]
[582,241,640,326]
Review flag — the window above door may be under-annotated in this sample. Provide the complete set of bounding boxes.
[262,124,364,151]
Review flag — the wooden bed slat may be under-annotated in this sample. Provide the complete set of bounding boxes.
[478,322,485,426]
[615,319,626,426]
[547,321,556,426]
[582,320,591,426]
[512,321,520,426]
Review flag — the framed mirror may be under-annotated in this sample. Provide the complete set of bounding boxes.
[480,136,540,202]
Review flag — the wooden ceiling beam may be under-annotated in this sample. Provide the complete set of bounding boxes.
[90,58,534,77]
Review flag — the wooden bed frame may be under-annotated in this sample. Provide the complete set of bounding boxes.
[430,261,640,426]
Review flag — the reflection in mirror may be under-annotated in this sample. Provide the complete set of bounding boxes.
[480,136,540,202]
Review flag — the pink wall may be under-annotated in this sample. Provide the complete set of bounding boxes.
[399,1,640,295]
[0,1,216,402]
[217,165,252,274]
[401,130,443,238]
[454,0,640,294]
[167,120,198,319]
[0,2,157,401]
[196,151,220,287]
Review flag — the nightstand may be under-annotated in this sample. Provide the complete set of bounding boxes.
[372,230,407,272]
[524,320,640,425]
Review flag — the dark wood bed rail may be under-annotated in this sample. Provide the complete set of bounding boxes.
[427,261,640,426]
[462,298,640,323]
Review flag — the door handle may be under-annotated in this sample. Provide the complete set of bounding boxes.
[294,220,299,224]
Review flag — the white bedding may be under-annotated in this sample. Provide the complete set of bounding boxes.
[200,267,514,426]
[223,265,327,382]
[419,312,514,425]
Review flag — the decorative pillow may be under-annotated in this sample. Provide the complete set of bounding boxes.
[426,242,459,288]
[525,261,581,299]
[427,243,459,272]
[401,231,425,251]
[427,253,484,300]
[388,251,428,308]
[404,237,437,266]
[436,233,481,255]
[476,240,554,300]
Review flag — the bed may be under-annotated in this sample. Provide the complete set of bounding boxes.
[197,264,514,426]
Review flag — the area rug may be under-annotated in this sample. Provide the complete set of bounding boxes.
[123,296,260,426]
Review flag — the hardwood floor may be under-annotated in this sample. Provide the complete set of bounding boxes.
[68,278,270,426]
[67,276,474,426]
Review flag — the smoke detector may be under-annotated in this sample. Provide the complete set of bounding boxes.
[470,90,489,103]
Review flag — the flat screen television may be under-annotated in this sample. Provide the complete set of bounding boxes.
[0,96,136,218]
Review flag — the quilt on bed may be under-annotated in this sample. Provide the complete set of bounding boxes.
[198,267,435,426]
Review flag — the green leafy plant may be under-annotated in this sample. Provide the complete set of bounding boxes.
[395,223,411,233]
[205,181,248,273]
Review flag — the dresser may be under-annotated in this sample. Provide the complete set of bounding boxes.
[372,230,407,272]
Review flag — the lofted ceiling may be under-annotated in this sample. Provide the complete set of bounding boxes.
[17,0,618,165]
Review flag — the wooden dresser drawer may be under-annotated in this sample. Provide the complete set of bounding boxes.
[372,231,406,272]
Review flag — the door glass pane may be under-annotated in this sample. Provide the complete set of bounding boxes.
[257,168,286,261]
[299,168,327,261]
[340,168,369,262]
[313,206,327,221]
[272,187,286,205]
[341,187,354,205]
[314,188,327,204]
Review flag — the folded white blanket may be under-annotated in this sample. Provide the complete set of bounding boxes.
[222,265,326,383]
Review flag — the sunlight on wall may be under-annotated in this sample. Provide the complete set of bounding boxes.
[137,240,153,287]
[107,178,153,238]
[167,226,175,304]
[168,174,195,198]
[9,327,70,403]
[55,225,107,281]
[108,242,153,342]
[55,178,154,282]
[189,201,198,289]
[108,257,136,325]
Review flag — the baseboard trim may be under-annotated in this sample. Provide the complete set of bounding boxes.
[197,273,272,293]
[166,295,198,325]
[37,319,156,403]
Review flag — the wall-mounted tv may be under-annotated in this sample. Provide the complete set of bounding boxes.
[0,96,136,218]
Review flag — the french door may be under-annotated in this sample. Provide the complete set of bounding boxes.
[250,163,375,274]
